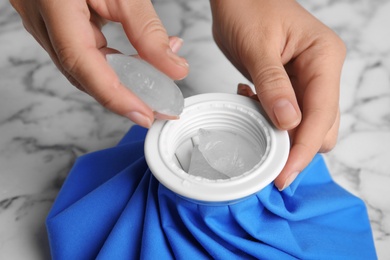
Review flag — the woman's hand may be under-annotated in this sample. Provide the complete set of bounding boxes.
[10,0,189,128]
[210,0,345,190]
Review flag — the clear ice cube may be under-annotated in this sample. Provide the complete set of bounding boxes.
[106,54,184,117]
[188,145,230,180]
[197,128,262,178]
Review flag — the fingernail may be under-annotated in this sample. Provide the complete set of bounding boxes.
[237,83,247,95]
[167,49,189,68]
[273,99,300,129]
[154,111,180,120]
[169,37,183,53]
[278,171,300,191]
[126,111,152,128]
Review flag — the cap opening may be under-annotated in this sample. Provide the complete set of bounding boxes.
[162,102,271,181]
[144,93,289,202]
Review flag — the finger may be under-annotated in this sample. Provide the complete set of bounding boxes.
[274,42,345,190]
[246,51,302,130]
[274,107,336,191]
[62,14,111,92]
[42,0,154,128]
[88,0,189,80]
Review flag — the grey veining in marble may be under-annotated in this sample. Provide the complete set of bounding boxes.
[1,0,389,259]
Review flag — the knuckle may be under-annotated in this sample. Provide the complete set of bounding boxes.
[98,94,117,111]
[294,141,317,156]
[253,66,291,95]
[57,46,82,76]
[143,18,166,34]
[335,37,347,59]
[316,32,347,60]
[93,82,120,110]
[333,34,347,51]
[134,17,167,47]
[84,82,115,109]
[328,37,346,59]
[64,72,82,90]
[327,30,346,50]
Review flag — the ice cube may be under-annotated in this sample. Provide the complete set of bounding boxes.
[106,54,184,117]
[197,128,262,177]
[188,145,230,180]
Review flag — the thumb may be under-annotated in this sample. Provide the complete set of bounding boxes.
[248,55,301,130]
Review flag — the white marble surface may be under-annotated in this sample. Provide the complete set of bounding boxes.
[1,0,389,259]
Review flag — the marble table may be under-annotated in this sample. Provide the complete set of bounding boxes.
[1,0,389,259]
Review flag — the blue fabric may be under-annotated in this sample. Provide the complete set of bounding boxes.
[46,126,377,259]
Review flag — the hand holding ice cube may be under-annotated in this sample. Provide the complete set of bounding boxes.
[10,0,189,128]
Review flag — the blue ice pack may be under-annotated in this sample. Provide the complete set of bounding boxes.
[46,126,376,259]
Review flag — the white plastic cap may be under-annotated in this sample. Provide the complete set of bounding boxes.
[145,93,289,203]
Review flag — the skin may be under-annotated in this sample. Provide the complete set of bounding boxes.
[9,0,189,128]
[210,0,345,190]
[10,0,345,190]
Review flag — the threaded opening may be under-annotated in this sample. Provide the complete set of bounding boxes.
[159,100,271,181]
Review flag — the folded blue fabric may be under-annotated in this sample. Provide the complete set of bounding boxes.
[46,126,376,259]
